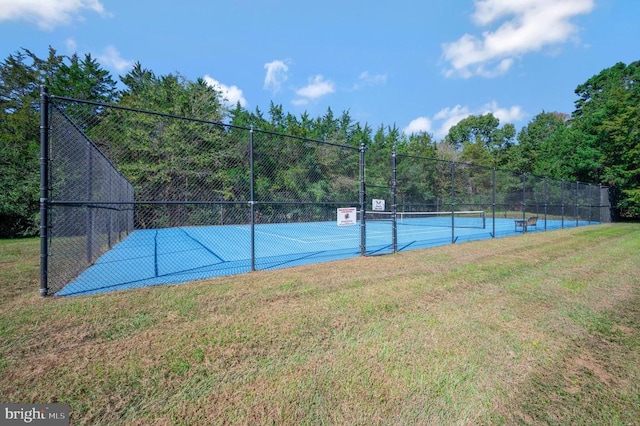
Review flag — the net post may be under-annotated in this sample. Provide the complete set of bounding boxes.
[391,144,397,253]
[39,86,50,297]
[250,126,256,271]
[359,142,366,256]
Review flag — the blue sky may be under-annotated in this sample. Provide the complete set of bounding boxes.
[1,0,638,139]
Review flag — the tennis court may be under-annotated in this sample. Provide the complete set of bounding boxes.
[43,96,610,297]
[56,214,595,296]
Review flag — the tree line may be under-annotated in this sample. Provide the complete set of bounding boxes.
[1,47,638,237]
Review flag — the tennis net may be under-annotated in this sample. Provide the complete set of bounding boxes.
[361,210,486,229]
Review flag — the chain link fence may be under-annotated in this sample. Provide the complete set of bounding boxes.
[393,153,609,249]
[40,92,611,296]
[46,100,135,294]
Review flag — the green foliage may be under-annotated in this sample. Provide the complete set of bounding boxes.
[620,188,640,218]
[571,61,640,217]
[50,53,117,102]
[94,68,233,227]
[0,47,120,237]
[513,112,567,174]
[445,113,515,167]
[2,44,638,238]
[507,61,640,219]
[0,48,63,237]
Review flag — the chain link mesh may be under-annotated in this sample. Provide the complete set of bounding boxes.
[43,97,611,295]
[45,98,362,295]
[48,104,135,292]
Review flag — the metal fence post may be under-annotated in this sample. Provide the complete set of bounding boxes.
[492,167,496,238]
[522,173,527,222]
[544,178,548,231]
[107,173,112,249]
[561,179,565,228]
[39,86,50,297]
[576,181,580,227]
[86,131,94,264]
[250,126,255,271]
[451,161,455,244]
[600,184,608,223]
[391,145,397,253]
[360,142,366,256]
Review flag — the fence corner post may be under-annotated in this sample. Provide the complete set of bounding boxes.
[39,85,50,297]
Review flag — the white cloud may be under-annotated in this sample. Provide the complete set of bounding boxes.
[0,0,111,30]
[296,75,335,99]
[358,71,387,86]
[204,75,248,108]
[353,71,387,90]
[264,60,289,93]
[64,40,133,73]
[432,105,473,138]
[480,101,525,124]
[65,38,77,53]
[293,75,335,105]
[359,71,387,85]
[442,0,594,78]
[97,45,133,73]
[405,101,525,139]
[403,117,432,135]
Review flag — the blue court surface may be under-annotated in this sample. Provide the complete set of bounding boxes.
[56,217,597,296]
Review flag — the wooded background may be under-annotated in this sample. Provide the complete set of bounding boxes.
[1,47,638,237]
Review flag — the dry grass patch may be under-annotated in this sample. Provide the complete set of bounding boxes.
[1,224,639,425]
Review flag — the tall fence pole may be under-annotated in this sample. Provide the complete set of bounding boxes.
[249,126,256,271]
[86,130,94,264]
[575,181,580,227]
[107,175,112,249]
[561,180,565,228]
[451,161,455,244]
[600,184,609,223]
[522,173,527,222]
[39,86,50,297]
[359,142,366,256]
[492,167,496,238]
[544,178,548,231]
[391,145,397,253]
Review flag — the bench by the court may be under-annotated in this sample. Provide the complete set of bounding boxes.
[515,216,538,233]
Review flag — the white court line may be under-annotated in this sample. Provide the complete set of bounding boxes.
[234,225,361,244]
[233,223,480,245]
[234,226,308,243]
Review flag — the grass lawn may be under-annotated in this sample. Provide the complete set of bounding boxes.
[1,224,639,425]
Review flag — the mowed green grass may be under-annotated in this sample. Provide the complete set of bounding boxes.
[1,224,639,425]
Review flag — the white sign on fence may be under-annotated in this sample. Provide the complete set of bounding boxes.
[372,199,385,211]
[337,207,357,226]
